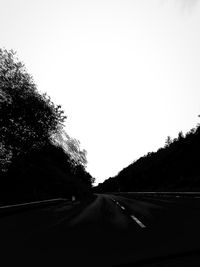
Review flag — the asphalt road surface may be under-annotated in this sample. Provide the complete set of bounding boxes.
[1,193,200,266]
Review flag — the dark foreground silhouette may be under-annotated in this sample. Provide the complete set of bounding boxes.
[1,193,200,267]
[1,48,200,266]
[0,48,94,205]
[95,123,200,193]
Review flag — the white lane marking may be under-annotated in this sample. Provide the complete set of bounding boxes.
[111,198,146,229]
[130,215,146,228]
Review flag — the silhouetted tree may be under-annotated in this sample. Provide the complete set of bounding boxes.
[165,136,172,147]
[94,120,200,193]
[0,49,66,171]
[5,142,94,202]
[51,129,87,167]
[0,48,95,204]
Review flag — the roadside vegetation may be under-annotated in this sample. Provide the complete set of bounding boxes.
[95,123,200,193]
[0,49,95,205]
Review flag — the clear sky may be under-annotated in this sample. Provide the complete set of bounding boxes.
[1,0,200,185]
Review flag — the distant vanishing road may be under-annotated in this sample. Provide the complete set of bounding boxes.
[1,193,200,266]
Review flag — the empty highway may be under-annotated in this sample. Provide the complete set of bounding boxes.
[1,193,200,266]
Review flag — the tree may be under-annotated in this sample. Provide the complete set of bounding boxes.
[165,136,172,147]
[178,131,184,141]
[51,128,87,167]
[0,49,66,171]
[51,129,95,186]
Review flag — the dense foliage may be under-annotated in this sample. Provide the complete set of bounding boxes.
[0,49,66,171]
[95,124,200,192]
[1,143,94,204]
[52,128,88,167]
[0,49,94,204]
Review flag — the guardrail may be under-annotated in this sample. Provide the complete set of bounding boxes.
[110,192,200,198]
[0,198,68,216]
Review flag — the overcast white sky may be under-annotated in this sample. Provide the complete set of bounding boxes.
[1,0,200,184]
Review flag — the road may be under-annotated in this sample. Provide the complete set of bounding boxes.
[1,193,200,266]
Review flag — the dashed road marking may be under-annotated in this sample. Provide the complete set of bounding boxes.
[130,215,146,228]
[111,198,146,229]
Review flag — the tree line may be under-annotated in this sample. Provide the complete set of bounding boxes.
[0,49,95,204]
[94,122,200,193]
